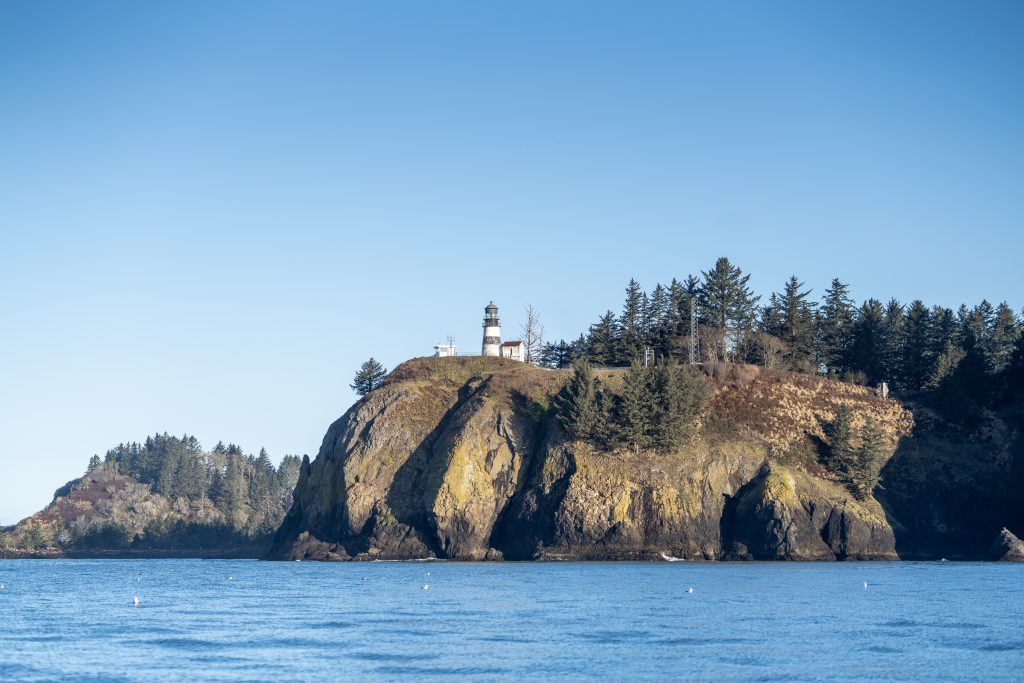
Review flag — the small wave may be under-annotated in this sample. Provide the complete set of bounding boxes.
[578,629,655,644]
[349,651,440,663]
[370,557,444,562]
[308,620,355,630]
[374,665,510,677]
[660,552,686,562]
[660,636,752,646]
[475,634,539,644]
[978,641,1024,652]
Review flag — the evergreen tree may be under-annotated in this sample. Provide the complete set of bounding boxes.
[209,465,226,507]
[351,358,388,396]
[849,420,888,500]
[988,302,1020,373]
[556,361,601,441]
[930,306,959,354]
[698,257,760,360]
[824,404,854,473]
[849,299,886,383]
[155,450,180,497]
[276,455,303,500]
[651,363,708,451]
[223,456,250,528]
[1001,332,1024,403]
[540,340,574,369]
[615,361,655,452]
[175,451,206,501]
[898,300,933,392]
[816,278,855,375]
[587,311,618,365]
[928,341,966,390]
[87,455,101,473]
[760,293,784,339]
[617,279,646,364]
[773,275,816,371]
[252,448,276,519]
[880,299,905,382]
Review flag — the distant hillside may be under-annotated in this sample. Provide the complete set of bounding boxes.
[0,434,301,558]
[271,356,1023,562]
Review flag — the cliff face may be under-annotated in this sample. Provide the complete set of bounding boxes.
[271,357,1021,561]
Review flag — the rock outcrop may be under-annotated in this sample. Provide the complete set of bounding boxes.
[988,528,1024,562]
[271,357,922,561]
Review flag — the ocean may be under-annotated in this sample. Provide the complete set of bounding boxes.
[1,560,1022,681]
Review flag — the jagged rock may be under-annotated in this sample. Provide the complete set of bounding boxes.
[988,528,1024,562]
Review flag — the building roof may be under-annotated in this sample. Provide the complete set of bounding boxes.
[501,340,523,347]
[485,302,498,313]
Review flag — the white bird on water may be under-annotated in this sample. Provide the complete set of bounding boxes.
[864,581,868,589]
[133,596,140,607]
[687,587,694,594]
[422,584,429,590]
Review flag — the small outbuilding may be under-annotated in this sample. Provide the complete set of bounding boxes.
[499,340,524,362]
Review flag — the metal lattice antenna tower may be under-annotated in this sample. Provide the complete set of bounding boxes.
[689,297,698,364]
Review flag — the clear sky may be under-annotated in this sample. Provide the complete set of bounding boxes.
[1,1,1022,524]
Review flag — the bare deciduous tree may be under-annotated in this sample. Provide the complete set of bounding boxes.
[521,305,545,364]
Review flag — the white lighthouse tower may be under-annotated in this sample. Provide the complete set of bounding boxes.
[482,302,501,356]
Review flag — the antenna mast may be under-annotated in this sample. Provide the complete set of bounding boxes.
[689,297,699,364]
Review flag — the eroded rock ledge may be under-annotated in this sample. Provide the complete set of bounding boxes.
[269,356,1019,562]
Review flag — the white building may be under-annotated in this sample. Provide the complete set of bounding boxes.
[482,302,501,356]
[499,340,524,362]
[434,343,457,357]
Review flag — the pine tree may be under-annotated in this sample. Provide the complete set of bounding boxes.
[824,404,854,473]
[587,311,618,365]
[223,456,250,529]
[651,363,707,451]
[1001,332,1024,403]
[155,450,180,497]
[849,299,886,384]
[816,278,855,376]
[615,361,655,452]
[252,448,276,520]
[87,455,101,473]
[175,451,206,500]
[928,341,966,390]
[697,258,760,361]
[617,279,645,365]
[556,361,601,441]
[540,340,575,369]
[898,300,933,392]
[880,299,905,383]
[988,302,1020,373]
[773,276,816,371]
[849,420,888,500]
[351,358,388,396]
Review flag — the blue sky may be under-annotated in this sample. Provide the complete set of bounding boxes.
[1,1,1022,524]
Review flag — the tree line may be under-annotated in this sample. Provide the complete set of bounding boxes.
[556,360,709,453]
[95,433,302,534]
[538,257,1023,414]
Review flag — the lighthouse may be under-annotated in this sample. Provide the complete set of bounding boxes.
[482,302,501,356]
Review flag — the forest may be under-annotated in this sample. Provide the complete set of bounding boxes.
[1,434,302,552]
[540,257,1024,421]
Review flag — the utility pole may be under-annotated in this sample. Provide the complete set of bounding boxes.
[689,297,699,364]
[643,347,654,368]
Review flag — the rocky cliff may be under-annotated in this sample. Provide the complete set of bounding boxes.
[271,356,1021,562]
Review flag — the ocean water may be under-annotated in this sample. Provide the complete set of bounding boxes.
[1,560,1022,682]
